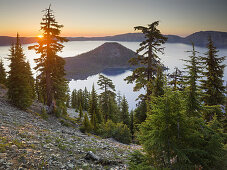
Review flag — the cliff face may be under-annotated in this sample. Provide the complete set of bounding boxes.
[64,42,137,80]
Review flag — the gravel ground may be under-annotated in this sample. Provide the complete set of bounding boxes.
[0,88,141,169]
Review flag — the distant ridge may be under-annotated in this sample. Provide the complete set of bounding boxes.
[1,31,227,48]
[0,36,38,46]
[64,42,137,80]
[68,31,227,48]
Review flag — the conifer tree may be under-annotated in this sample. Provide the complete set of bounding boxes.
[120,96,130,126]
[130,110,135,140]
[29,5,68,114]
[88,84,101,125]
[79,104,83,120]
[97,74,116,122]
[0,58,7,85]
[8,34,34,109]
[81,112,92,133]
[153,65,164,97]
[71,89,77,108]
[83,87,89,111]
[201,37,225,106]
[168,67,184,91]
[125,21,167,100]
[182,43,202,116]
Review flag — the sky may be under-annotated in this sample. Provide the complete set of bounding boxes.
[0,0,227,37]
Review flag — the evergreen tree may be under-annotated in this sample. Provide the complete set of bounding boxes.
[201,37,226,121]
[201,37,225,106]
[71,89,77,108]
[79,104,83,120]
[8,34,34,109]
[182,43,202,116]
[83,87,89,111]
[120,96,130,126]
[88,84,101,125]
[29,5,68,114]
[168,67,184,91]
[152,65,164,97]
[125,21,167,100]
[80,112,93,133]
[0,58,7,85]
[134,100,147,126]
[139,89,225,169]
[97,74,116,122]
[130,110,134,140]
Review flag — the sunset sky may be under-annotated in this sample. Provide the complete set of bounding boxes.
[0,0,227,37]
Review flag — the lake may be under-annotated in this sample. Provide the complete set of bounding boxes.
[0,41,227,109]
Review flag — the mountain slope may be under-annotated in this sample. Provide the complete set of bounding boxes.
[0,86,140,169]
[64,42,137,80]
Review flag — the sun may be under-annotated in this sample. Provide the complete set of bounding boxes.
[37,35,43,38]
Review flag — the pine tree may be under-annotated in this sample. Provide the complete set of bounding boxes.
[152,65,164,97]
[83,87,89,111]
[201,37,226,121]
[71,89,77,108]
[139,89,225,169]
[125,21,167,100]
[7,34,34,109]
[79,104,83,120]
[168,67,184,91]
[97,74,116,122]
[0,58,7,85]
[88,84,101,125]
[130,110,134,140]
[120,96,130,126]
[201,37,225,106]
[81,112,93,133]
[29,5,68,114]
[182,43,202,116]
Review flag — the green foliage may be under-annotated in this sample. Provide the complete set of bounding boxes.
[128,150,154,170]
[125,21,167,99]
[152,65,164,97]
[201,37,225,107]
[134,100,147,126]
[7,34,34,109]
[28,5,68,113]
[88,84,102,125]
[182,43,202,116]
[79,104,83,120]
[41,107,48,120]
[139,89,225,169]
[0,58,7,85]
[80,112,93,133]
[98,120,131,144]
[97,74,116,122]
[168,67,184,91]
[120,96,130,126]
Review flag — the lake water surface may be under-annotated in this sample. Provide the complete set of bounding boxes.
[1,41,227,109]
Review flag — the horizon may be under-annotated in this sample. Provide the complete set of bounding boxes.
[1,30,227,38]
[1,0,227,37]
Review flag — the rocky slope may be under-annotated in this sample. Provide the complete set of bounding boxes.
[0,87,141,169]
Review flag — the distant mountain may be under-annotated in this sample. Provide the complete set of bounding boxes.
[0,36,37,46]
[68,31,227,48]
[1,31,227,47]
[64,42,137,80]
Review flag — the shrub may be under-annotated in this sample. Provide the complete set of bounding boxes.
[80,112,93,133]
